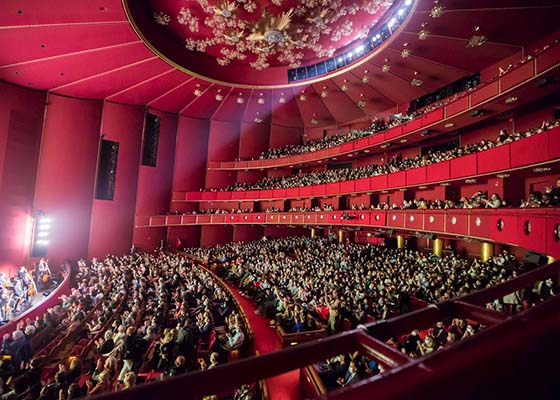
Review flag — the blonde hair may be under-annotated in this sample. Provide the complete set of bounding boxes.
[123,371,136,388]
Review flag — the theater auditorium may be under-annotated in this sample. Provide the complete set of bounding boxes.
[0,0,559,399]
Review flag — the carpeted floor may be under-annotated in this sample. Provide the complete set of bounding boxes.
[223,282,302,400]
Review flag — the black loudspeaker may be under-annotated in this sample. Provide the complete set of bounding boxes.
[524,251,547,266]
[95,139,119,200]
[142,113,160,167]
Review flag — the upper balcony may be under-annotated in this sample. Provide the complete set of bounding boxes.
[206,42,560,171]
[174,124,560,203]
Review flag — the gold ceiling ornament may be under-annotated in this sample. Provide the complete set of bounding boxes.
[279,92,286,103]
[236,92,245,103]
[401,42,410,58]
[429,0,445,18]
[299,90,307,101]
[154,11,171,26]
[418,22,429,40]
[177,7,200,32]
[213,1,238,18]
[410,71,423,87]
[321,86,329,98]
[193,83,203,96]
[158,0,394,71]
[362,69,370,83]
[341,79,349,92]
[382,58,391,72]
[467,26,487,47]
[253,111,263,123]
[257,92,265,104]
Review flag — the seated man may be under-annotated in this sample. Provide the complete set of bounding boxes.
[336,361,360,387]
[219,323,244,352]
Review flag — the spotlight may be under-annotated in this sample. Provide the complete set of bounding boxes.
[405,0,412,5]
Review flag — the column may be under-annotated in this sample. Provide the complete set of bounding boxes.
[396,235,405,249]
[481,242,494,262]
[338,230,344,244]
[433,238,443,257]
[311,228,316,238]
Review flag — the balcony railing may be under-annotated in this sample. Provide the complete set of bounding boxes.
[174,125,560,203]
[136,208,560,259]
[205,42,560,171]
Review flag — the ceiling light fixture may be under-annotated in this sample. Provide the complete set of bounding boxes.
[401,43,410,58]
[430,0,445,18]
[310,113,319,125]
[505,96,518,104]
[236,93,245,104]
[362,70,370,83]
[467,26,487,47]
[382,58,391,73]
[410,71,423,87]
[356,93,366,108]
[418,22,430,40]
[215,89,224,101]
[533,167,551,173]
[257,92,265,104]
[279,92,286,103]
[321,86,328,98]
[444,122,455,128]
[299,90,307,101]
[341,79,349,92]
[254,112,263,123]
[193,84,202,96]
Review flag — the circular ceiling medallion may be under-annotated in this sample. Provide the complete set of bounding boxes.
[123,0,413,87]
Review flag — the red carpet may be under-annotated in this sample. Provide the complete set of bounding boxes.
[224,282,302,400]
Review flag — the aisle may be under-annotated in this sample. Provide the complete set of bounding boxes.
[224,282,302,400]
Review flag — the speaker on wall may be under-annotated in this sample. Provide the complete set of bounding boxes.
[95,139,119,200]
[142,113,160,167]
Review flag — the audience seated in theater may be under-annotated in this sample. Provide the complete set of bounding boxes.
[0,252,251,398]
[191,237,528,335]
[209,120,559,192]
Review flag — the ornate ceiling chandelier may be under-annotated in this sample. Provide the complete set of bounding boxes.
[154,0,394,70]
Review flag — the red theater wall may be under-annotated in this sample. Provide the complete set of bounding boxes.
[88,102,143,258]
[0,83,46,274]
[173,116,210,192]
[239,122,269,160]
[205,120,239,189]
[34,94,102,265]
[200,225,234,247]
[233,226,264,243]
[133,111,178,251]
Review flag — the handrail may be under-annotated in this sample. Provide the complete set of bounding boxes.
[92,261,560,400]
[174,124,560,202]
[205,42,559,171]
[139,208,560,259]
[0,271,71,338]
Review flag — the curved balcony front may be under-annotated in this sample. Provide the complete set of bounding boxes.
[137,208,560,259]
[174,125,560,203]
